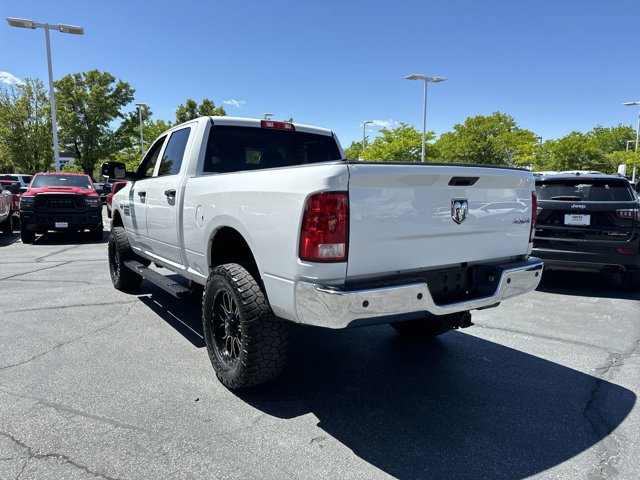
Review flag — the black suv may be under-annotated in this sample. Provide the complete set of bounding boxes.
[533,174,640,289]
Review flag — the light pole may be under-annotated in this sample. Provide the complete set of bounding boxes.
[362,120,373,158]
[135,103,147,158]
[405,74,447,162]
[623,101,640,182]
[6,17,84,172]
[626,140,635,152]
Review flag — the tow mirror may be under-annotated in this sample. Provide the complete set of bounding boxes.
[101,162,127,180]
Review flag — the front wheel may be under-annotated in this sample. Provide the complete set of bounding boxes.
[20,226,35,244]
[202,263,289,389]
[108,226,142,291]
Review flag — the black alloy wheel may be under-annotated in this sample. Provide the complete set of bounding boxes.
[202,263,288,389]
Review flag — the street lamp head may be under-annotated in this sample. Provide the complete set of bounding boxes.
[57,24,84,35]
[405,74,426,81]
[427,76,447,83]
[6,17,36,29]
[135,102,148,107]
[623,101,640,106]
[363,120,373,125]
[263,113,274,119]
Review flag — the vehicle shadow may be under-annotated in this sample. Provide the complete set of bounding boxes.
[137,281,206,348]
[234,326,636,479]
[537,270,640,300]
[0,231,20,247]
[130,280,637,479]
[30,229,109,245]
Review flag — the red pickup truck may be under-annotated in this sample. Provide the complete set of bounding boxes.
[19,172,103,243]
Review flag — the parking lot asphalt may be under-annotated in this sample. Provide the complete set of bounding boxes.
[1,209,639,480]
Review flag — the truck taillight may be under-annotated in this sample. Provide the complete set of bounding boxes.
[261,120,295,131]
[299,192,348,262]
[530,191,537,242]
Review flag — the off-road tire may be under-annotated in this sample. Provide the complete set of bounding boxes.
[108,226,142,291]
[0,211,12,234]
[621,271,640,291]
[391,316,452,340]
[202,263,289,389]
[20,226,35,244]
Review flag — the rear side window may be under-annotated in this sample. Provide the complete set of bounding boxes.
[203,126,342,173]
[158,127,191,176]
[536,179,634,202]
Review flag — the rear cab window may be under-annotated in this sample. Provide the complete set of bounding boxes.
[536,178,635,202]
[203,125,342,173]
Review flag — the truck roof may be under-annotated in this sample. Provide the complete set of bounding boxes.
[207,116,335,137]
[34,172,90,177]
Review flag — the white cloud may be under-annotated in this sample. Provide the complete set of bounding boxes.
[0,71,24,86]
[362,119,398,129]
[223,99,247,108]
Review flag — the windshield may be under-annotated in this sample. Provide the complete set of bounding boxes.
[536,179,634,202]
[203,126,342,173]
[31,174,94,189]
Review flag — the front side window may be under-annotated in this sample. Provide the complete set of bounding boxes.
[137,136,166,179]
[158,128,191,176]
[30,174,94,189]
[203,126,342,173]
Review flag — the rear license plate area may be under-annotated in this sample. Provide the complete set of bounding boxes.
[564,214,590,226]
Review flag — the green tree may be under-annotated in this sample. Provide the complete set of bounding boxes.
[175,98,226,123]
[534,132,607,172]
[112,117,173,172]
[589,124,636,154]
[434,112,538,166]
[0,78,53,173]
[361,123,429,162]
[344,140,365,160]
[54,70,135,176]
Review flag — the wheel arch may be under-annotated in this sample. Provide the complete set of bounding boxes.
[208,226,260,280]
[111,209,124,228]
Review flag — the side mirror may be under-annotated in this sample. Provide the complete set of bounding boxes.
[101,162,127,180]
[19,187,28,194]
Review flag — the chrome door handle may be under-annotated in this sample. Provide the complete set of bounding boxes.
[164,189,176,197]
[137,191,146,197]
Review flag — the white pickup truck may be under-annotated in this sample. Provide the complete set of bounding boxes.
[103,116,543,389]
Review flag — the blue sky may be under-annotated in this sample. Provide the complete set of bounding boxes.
[1,0,638,148]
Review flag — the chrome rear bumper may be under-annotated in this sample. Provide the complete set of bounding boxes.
[294,257,543,328]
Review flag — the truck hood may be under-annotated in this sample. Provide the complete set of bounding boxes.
[24,186,98,197]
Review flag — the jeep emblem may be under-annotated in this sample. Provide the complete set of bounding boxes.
[451,199,468,224]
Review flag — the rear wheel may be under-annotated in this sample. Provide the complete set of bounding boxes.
[20,225,35,244]
[202,263,288,389]
[108,226,142,290]
[391,316,453,340]
[621,271,640,291]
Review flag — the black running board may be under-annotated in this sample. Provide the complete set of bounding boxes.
[124,260,190,298]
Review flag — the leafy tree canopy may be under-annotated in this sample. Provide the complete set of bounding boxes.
[362,123,431,162]
[434,112,538,167]
[175,98,226,123]
[0,78,53,173]
[55,70,135,176]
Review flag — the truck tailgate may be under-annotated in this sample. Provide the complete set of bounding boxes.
[346,163,534,278]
